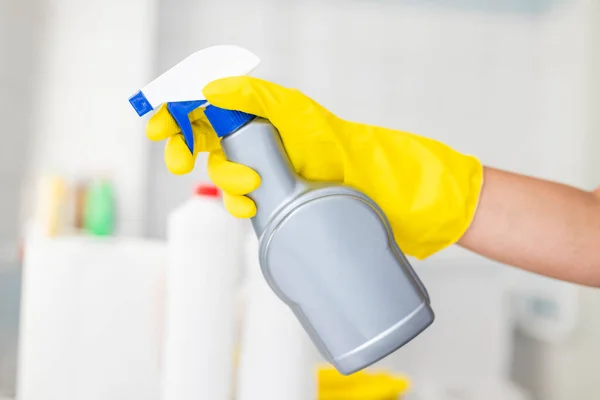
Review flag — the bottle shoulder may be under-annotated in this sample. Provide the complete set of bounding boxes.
[257,184,388,251]
[264,185,380,226]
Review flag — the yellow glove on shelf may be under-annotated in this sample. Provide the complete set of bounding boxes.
[146,76,483,259]
[317,366,411,400]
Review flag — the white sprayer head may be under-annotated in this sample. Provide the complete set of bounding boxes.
[129,45,260,116]
[129,45,261,153]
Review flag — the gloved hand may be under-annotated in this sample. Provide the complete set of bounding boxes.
[146,76,483,259]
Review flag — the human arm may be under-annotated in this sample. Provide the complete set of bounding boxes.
[459,167,600,287]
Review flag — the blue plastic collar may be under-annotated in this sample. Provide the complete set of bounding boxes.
[167,100,207,154]
[204,105,255,138]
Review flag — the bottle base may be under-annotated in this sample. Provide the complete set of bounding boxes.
[332,303,435,375]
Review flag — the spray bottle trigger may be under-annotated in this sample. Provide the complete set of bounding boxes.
[167,100,208,154]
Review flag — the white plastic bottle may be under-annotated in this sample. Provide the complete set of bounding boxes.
[236,233,317,400]
[162,184,244,400]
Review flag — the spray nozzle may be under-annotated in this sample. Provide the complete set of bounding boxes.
[166,101,256,154]
[128,45,261,153]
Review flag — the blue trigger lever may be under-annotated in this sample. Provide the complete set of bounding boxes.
[167,100,208,154]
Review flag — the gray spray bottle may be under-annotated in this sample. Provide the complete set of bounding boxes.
[129,45,434,375]
[204,107,434,375]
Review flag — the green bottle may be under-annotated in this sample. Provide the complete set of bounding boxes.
[83,179,115,236]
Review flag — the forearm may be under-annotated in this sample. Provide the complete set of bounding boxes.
[458,167,600,287]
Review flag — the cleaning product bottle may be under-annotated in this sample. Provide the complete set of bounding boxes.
[163,184,245,400]
[83,178,115,236]
[35,175,68,237]
[236,232,316,400]
[129,45,434,375]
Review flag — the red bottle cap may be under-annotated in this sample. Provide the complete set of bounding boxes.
[195,184,220,197]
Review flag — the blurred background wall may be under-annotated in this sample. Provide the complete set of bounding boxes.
[0,0,40,394]
[1,0,599,399]
[0,0,38,268]
[26,0,157,237]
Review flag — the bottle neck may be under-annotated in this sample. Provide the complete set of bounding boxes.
[204,105,256,138]
[220,119,300,236]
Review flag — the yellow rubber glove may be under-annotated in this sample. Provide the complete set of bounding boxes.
[317,366,411,400]
[146,76,483,259]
